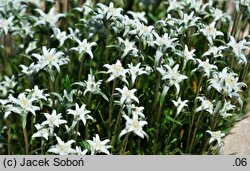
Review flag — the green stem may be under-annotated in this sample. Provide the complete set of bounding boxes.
[186,72,204,152]
[49,78,55,109]
[120,133,129,155]
[23,128,29,155]
[41,139,44,155]
[188,111,205,154]
[108,79,117,139]
[74,122,80,141]
[111,107,123,150]
[153,104,163,154]
[6,119,12,155]
[77,57,84,95]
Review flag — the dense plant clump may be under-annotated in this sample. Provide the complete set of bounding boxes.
[0,0,249,155]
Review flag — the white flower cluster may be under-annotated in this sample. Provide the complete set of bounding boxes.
[0,0,249,155]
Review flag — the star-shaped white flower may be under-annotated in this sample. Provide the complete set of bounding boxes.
[32,46,69,73]
[157,64,188,95]
[42,110,67,128]
[227,36,250,64]
[131,104,145,118]
[52,28,68,47]
[206,130,225,147]
[75,146,88,155]
[26,85,48,101]
[128,63,147,86]
[200,22,223,44]
[219,100,235,118]
[183,45,196,63]
[104,60,128,84]
[172,97,188,116]
[70,38,97,59]
[67,103,93,128]
[48,136,76,155]
[119,113,148,139]
[9,93,39,116]
[118,37,138,58]
[96,2,123,20]
[34,7,65,27]
[202,45,226,59]
[194,59,218,78]
[195,96,214,114]
[32,124,50,140]
[87,134,112,155]
[115,86,139,105]
[0,16,14,34]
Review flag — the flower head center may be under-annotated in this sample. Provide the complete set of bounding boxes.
[132,120,140,129]
[45,54,56,63]
[172,71,179,80]
[19,98,29,106]
[114,64,122,72]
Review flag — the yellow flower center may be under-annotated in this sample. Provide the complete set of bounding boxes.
[20,98,29,106]
[132,120,139,129]
[225,76,235,85]
[172,71,179,80]
[125,90,131,97]
[114,64,122,72]
[59,144,67,151]
[45,54,56,63]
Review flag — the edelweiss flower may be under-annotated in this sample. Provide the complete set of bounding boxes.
[34,7,65,27]
[32,124,50,140]
[131,104,145,118]
[227,36,250,64]
[129,22,154,43]
[0,16,14,34]
[157,64,188,95]
[87,134,112,155]
[75,146,88,155]
[206,130,225,147]
[67,103,93,128]
[195,96,214,114]
[32,46,69,73]
[219,100,236,118]
[128,63,147,86]
[19,63,38,76]
[0,75,17,97]
[104,60,128,84]
[119,113,148,139]
[180,11,200,28]
[166,0,184,12]
[211,8,227,22]
[73,72,109,101]
[202,45,226,59]
[52,28,68,47]
[172,97,188,116]
[200,22,223,44]
[127,11,148,24]
[42,110,67,129]
[183,44,196,63]
[115,86,139,105]
[83,73,102,95]
[48,136,76,155]
[26,85,48,101]
[9,93,39,116]
[118,37,138,58]
[151,33,177,52]
[208,67,246,106]
[25,41,37,54]
[96,2,123,20]
[193,59,218,78]
[70,38,97,59]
